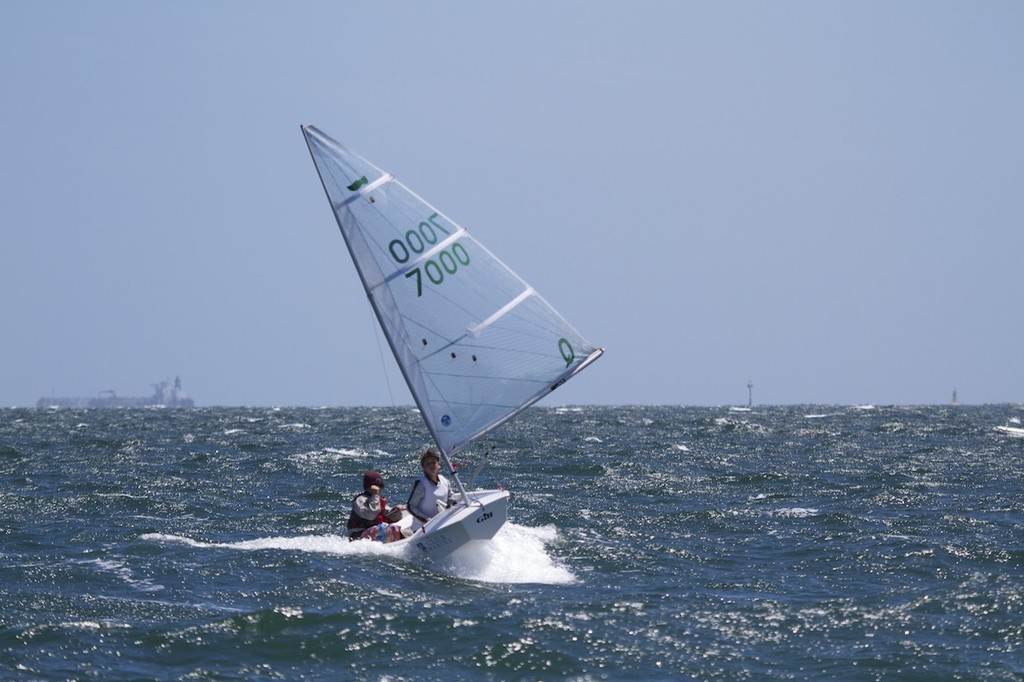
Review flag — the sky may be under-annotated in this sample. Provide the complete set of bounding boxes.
[2,1,1022,408]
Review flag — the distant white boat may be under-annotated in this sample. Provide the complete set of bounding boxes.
[995,418,1024,438]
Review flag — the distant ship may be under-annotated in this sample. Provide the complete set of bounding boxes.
[38,376,194,408]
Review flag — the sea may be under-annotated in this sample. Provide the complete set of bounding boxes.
[2,404,1023,681]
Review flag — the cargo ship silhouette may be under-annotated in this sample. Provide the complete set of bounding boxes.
[38,376,194,408]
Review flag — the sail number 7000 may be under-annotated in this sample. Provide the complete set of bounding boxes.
[388,213,470,297]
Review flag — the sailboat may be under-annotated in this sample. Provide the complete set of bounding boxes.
[994,417,1024,438]
[301,126,603,560]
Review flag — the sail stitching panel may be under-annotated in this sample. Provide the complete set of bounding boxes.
[403,285,537,365]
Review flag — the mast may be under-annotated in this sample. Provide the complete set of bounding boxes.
[301,125,456,476]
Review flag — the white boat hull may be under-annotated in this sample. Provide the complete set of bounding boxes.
[995,425,1024,438]
[408,489,509,560]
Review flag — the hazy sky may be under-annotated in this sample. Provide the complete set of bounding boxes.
[3,1,1022,408]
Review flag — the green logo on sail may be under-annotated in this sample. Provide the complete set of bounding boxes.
[558,338,575,367]
[347,176,368,192]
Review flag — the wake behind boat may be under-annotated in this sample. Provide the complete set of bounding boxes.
[301,126,603,562]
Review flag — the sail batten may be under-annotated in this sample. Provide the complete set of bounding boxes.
[468,287,535,337]
[302,125,602,457]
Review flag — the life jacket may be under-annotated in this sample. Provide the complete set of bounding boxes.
[347,492,388,536]
[407,476,449,522]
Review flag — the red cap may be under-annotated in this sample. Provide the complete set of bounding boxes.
[362,470,384,490]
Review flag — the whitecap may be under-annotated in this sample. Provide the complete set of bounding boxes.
[774,507,820,518]
[74,557,164,592]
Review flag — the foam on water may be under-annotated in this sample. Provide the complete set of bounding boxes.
[141,532,384,556]
[140,521,575,585]
[432,523,576,585]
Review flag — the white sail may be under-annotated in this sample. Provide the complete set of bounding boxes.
[302,125,603,457]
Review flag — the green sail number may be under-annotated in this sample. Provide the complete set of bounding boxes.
[389,213,469,297]
[388,213,449,263]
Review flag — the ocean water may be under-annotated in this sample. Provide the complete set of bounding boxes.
[2,404,1023,681]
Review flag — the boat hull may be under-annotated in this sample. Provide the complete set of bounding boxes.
[995,425,1024,438]
[406,489,509,561]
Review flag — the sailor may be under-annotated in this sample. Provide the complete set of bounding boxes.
[347,470,403,540]
[407,449,455,523]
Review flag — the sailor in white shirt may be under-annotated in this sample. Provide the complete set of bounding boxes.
[407,449,454,522]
